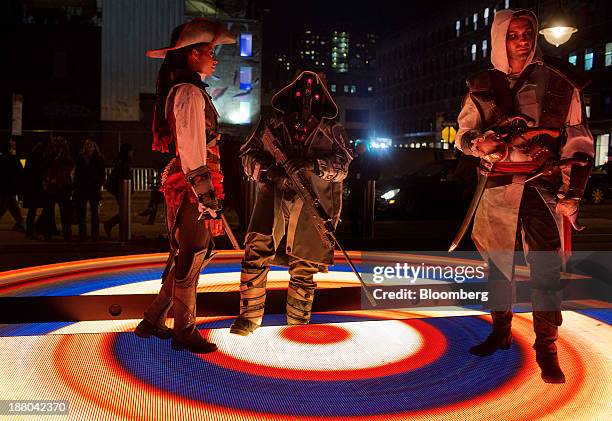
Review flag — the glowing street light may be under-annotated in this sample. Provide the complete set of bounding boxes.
[539,25,577,47]
[539,3,578,47]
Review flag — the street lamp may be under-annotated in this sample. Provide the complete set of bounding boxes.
[539,2,578,47]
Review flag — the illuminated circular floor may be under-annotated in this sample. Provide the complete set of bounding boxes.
[0,251,610,420]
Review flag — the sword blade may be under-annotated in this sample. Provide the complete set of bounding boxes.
[221,214,241,250]
[448,171,489,252]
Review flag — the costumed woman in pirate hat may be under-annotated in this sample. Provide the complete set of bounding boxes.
[134,19,235,354]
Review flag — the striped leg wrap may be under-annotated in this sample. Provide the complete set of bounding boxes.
[286,281,316,325]
[238,266,270,325]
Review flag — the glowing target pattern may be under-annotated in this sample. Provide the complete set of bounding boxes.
[0,252,610,420]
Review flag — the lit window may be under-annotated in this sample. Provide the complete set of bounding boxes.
[331,84,337,92]
[484,8,490,25]
[367,86,373,92]
[584,48,594,71]
[344,85,349,93]
[471,43,477,61]
[586,105,591,119]
[350,85,357,94]
[595,134,609,165]
[455,20,460,37]
[505,0,510,8]
[473,13,478,31]
[568,52,577,65]
[482,39,488,57]
[239,67,252,90]
[605,42,612,67]
[239,33,252,57]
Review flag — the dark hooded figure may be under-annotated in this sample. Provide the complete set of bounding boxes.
[455,9,594,383]
[230,70,352,336]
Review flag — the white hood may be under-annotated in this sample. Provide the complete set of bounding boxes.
[491,9,539,74]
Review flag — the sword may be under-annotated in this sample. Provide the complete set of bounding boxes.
[221,214,241,250]
[448,164,490,252]
[449,157,591,252]
[198,209,241,249]
[524,157,590,231]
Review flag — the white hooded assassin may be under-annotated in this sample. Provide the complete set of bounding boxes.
[230,71,352,335]
[455,9,594,383]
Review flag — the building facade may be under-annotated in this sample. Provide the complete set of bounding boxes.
[265,27,377,141]
[100,0,262,135]
[375,0,612,164]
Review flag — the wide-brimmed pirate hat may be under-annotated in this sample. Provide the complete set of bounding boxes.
[146,18,236,59]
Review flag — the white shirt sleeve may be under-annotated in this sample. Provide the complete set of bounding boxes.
[456,95,483,155]
[172,84,207,174]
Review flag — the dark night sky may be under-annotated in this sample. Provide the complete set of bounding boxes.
[257,0,443,50]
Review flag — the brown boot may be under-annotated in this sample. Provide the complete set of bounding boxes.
[469,310,513,356]
[536,352,565,383]
[229,265,269,336]
[533,311,565,383]
[135,253,176,340]
[171,249,217,354]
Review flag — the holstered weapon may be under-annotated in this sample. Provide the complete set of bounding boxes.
[260,126,377,306]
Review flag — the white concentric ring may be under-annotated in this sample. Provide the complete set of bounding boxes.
[208,320,423,371]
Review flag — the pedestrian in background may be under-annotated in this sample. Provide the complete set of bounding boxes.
[23,141,46,239]
[74,138,105,241]
[0,138,25,232]
[138,170,164,225]
[104,142,133,238]
[40,136,74,241]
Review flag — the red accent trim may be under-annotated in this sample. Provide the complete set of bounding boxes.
[492,161,540,174]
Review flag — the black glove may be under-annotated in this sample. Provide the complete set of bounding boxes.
[284,158,317,176]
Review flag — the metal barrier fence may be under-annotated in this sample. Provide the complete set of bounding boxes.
[104,167,158,191]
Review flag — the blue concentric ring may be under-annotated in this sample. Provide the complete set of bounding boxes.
[112,314,523,417]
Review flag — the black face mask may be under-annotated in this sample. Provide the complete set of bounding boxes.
[288,75,325,122]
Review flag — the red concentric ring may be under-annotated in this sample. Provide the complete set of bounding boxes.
[199,319,447,381]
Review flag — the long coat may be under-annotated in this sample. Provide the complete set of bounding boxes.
[456,9,594,280]
[242,113,352,266]
[73,152,106,201]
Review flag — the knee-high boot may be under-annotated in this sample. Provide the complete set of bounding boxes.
[229,265,270,336]
[135,252,176,339]
[469,310,513,356]
[533,310,565,383]
[171,249,217,354]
